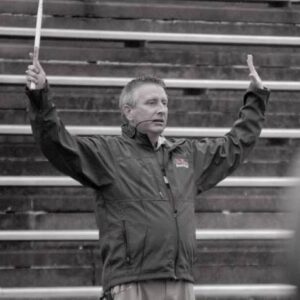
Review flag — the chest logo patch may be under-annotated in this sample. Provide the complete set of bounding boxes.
[174,157,189,168]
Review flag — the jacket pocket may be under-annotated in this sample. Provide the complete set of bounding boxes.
[121,220,148,268]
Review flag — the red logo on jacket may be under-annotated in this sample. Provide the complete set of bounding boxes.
[174,157,189,168]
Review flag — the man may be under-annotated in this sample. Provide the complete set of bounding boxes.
[25,55,269,300]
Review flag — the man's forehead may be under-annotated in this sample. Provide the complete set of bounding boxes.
[132,83,168,99]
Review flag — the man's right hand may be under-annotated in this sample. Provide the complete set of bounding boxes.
[247,54,264,90]
[25,53,47,90]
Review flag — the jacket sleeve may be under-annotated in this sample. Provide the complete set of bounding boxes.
[25,85,114,189]
[192,86,270,193]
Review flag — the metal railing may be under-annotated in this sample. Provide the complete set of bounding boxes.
[1,176,299,187]
[0,125,300,139]
[2,75,300,91]
[0,229,293,241]
[1,27,300,46]
[0,284,296,299]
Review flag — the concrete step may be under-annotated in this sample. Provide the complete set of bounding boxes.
[0,0,299,25]
[0,240,291,286]
[0,186,289,213]
[0,211,292,230]
[2,60,300,82]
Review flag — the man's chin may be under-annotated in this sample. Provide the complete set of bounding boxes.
[139,123,166,135]
[150,126,165,134]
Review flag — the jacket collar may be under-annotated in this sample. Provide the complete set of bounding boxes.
[121,123,185,151]
[121,122,157,148]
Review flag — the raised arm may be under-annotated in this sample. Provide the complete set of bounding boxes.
[193,55,270,193]
[25,57,114,188]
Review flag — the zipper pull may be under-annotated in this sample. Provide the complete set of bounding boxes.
[163,175,169,185]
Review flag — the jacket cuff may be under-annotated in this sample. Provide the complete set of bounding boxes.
[244,85,270,106]
[25,81,54,113]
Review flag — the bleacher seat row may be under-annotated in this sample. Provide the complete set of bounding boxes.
[2,26,300,46]
[3,74,300,90]
[0,284,296,299]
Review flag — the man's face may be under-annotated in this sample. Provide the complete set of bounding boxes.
[127,83,168,136]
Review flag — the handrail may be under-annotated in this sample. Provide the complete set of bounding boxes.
[1,27,300,45]
[0,229,293,241]
[0,284,295,298]
[195,0,300,2]
[0,176,299,187]
[196,229,293,240]
[194,285,296,297]
[1,125,300,139]
[2,75,300,91]
[191,0,300,2]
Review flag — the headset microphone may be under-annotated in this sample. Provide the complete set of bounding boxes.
[135,119,154,129]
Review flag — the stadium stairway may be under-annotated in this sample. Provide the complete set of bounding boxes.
[0,0,300,299]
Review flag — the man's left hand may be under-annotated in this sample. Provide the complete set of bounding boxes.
[247,54,264,90]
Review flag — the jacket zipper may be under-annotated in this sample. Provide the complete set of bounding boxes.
[161,150,179,280]
[122,220,131,265]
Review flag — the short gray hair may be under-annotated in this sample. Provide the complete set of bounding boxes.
[119,75,166,116]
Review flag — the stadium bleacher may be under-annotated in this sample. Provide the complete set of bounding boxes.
[1,0,300,299]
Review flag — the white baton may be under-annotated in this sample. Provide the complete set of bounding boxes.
[30,0,44,90]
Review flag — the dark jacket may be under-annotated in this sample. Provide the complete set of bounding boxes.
[26,85,270,291]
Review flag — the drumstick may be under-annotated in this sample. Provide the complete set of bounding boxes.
[30,0,43,90]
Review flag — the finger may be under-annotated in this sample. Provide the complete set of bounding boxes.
[28,58,43,74]
[26,75,38,84]
[29,52,39,71]
[249,74,263,89]
[27,65,39,74]
[25,75,31,83]
[249,74,257,82]
[249,73,261,83]
[26,70,39,79]
[26,76,38,83]
[34,60,42,73]
[26,74,38,83]
[26,66,36,72]
[247,54,256,74]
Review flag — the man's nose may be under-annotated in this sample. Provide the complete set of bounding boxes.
[157,102,167,114]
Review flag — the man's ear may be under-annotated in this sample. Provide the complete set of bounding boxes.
[122,104,134,122]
